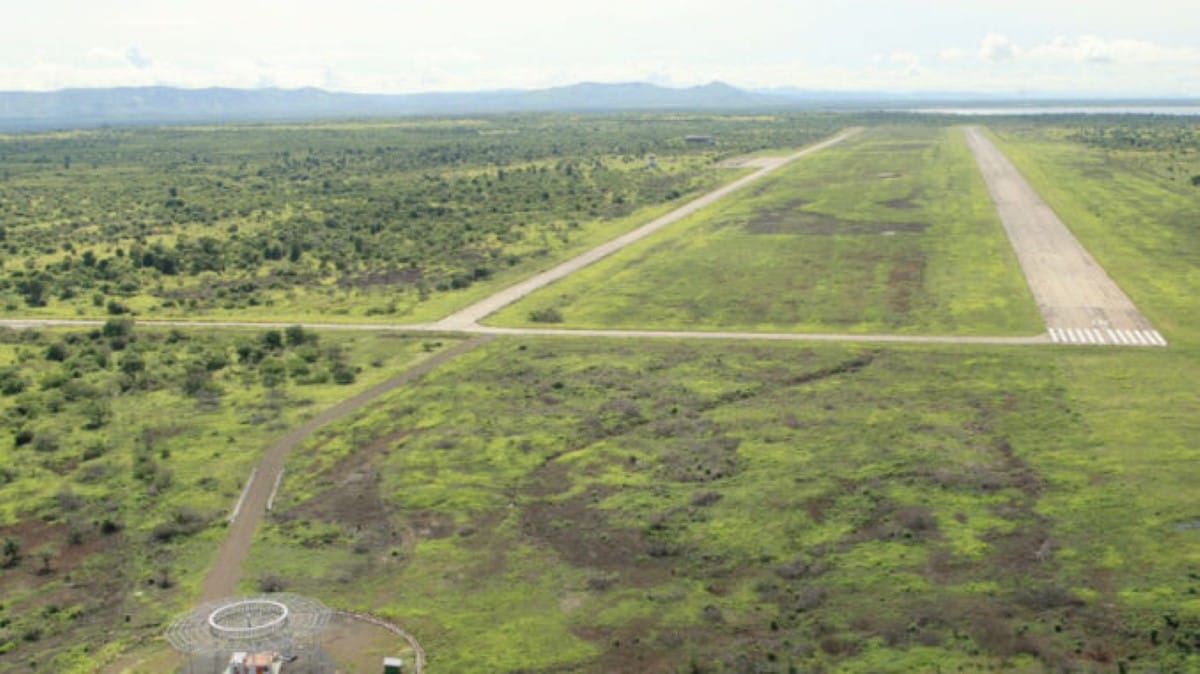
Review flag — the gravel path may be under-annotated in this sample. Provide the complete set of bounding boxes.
[964,127,1165,347]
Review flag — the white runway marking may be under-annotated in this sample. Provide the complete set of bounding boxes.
[966,127,1167,351]
[1048,326,1166,347]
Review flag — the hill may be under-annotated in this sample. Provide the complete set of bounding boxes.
[0,81,786,130]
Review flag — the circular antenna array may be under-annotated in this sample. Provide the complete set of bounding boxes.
[166,593,331,656]
[207,598,290,642]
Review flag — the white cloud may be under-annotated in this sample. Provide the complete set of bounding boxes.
[979,34,1016,62]
[888,52,922,77]
[125,46,152,69]
[1026,35,1200,65]
[939,48,967,61]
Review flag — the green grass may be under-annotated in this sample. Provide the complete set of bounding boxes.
[231,333,1198,672]
[491,125,1042,335]
[9,117,1200,673]
[0,325,460,672]
[0,114,843,325]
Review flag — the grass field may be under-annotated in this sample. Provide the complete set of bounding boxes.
[0,326,460,671]
[234,335,1200,672]
[4,116,1199,673]
[0,115,842,325]
[491,125,1043,335]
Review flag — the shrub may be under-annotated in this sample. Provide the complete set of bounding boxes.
[101,318,132,338]
[44,343,68,362]
[12,429,33,447]
[150,508,208,543]
[2,537,19,568]
[285,325,314,346]
[332,364,357,385]
[257,574,287,592]
[0,367,25,395]
[528,307,564,323]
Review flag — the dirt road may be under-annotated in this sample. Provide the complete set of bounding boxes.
[432,128,863,330]
[198,335,492,602]
[964,127,1166,347]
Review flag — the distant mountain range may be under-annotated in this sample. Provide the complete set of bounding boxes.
[0,82,778,130]
[0,81,1196,130]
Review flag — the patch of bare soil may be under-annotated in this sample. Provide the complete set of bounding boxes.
[0,519,116,594]
[320,613,414,673]
[284,431,407,531]
[878,191,921,209]
[886,257,926,314]
[521,486,670,587]
[522,460,573,498]
[338,267,424,289]
[571,623,687,674]
[746,207,927,236]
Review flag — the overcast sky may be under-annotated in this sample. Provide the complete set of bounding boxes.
[2,0,1198,95]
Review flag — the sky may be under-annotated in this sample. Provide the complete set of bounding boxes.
[2,0,1198,96]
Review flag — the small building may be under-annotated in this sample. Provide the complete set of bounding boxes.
[646,154,657,168]
[685,135,714,144]
[383,656,405,673]
[227,652,281,674]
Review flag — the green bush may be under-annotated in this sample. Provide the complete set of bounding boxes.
[528,307,564,323]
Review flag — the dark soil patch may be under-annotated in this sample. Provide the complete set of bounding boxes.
[279,431,418,564]
[408,511,456,540]
[572,623,722,674]
[659,434,742,483]
[523,460,573,498]
[876,142,930,151]
[878,191,922,209]
[285,434,406,531]
[338,266,424,289]
[886,257,925,315]
[522,487,669,587]
[0,518,116,592]
[747,208,927,236]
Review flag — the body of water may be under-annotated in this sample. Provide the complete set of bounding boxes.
[907,105,1200,116]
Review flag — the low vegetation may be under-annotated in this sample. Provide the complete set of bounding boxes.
[0,114,842,323]
[0,324,452,670]
[493,125,1042,335]
[2,113,1198,673]
[243,335,1199,672]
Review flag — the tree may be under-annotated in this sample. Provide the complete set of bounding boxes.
[2,536,19,568]
[36,548,54,575]
[261,330,284,350]
[102,318,133,338]
[1191,174,1200,187]
[284,323,309,345]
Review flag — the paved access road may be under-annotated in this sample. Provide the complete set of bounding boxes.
[964,127,1166,347]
